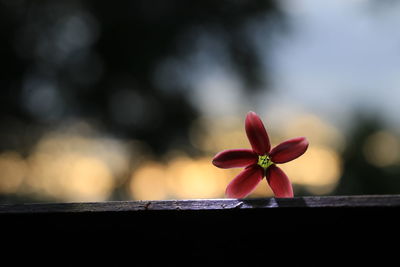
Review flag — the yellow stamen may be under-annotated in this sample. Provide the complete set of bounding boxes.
[258,155,274,169]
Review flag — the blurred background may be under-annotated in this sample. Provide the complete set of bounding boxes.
[1,0,400,203]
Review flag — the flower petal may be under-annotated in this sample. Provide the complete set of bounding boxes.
[269,137,309,164]
[245,111,271,155]
[225,165,264,198]
[212,149,258,169]
[266,165,293,198]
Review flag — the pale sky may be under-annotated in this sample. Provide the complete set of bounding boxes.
[261,0,400,128]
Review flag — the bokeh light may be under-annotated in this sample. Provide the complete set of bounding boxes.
[129,156,237,200]
[20,122,133,202]
[27,152,114,202]
[129,162,169,200]
[0,152,27,194]
[281,146,342,195]
[363,131,400,167]
[281,114,346,151]
[189,116,249,153]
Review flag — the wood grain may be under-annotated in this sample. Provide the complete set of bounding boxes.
[1,195,400,214]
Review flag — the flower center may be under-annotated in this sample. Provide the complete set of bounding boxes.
[258,155,274,169]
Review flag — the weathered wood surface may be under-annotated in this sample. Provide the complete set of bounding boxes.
[1,195,400,214]
[1,195,398,263]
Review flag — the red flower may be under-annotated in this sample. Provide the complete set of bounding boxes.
[212,111,309,198]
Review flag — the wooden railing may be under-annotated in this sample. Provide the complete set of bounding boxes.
[1,195,400,213]
[1,195,398,262]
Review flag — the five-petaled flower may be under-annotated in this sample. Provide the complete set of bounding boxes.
[212,111,309,198]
